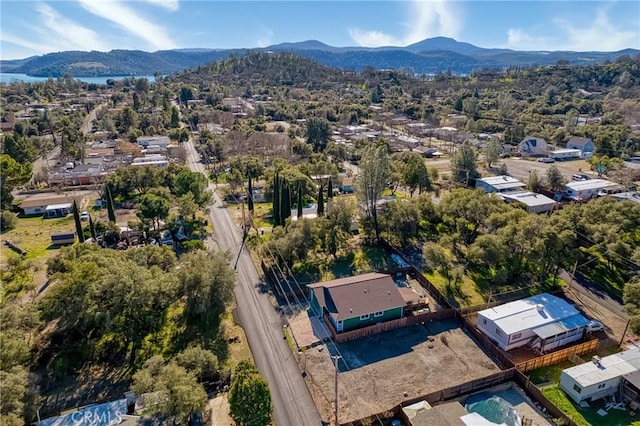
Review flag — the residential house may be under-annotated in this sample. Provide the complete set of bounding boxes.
[19,195,81,216]
[137,136,170,149]
[308,273,406,333]
[567,136,595,154]
[499,191,557,214]
[518,136,548,156]
[401,400,468,426]
[339,177,354,193]
[475,175,526,193]
[560,349,640,404]
[564,179,617,201]
[477,293,590,353]
[48,164,107,186]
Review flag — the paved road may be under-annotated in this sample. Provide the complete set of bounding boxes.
[184,140,322,426]
[560,269,627,319]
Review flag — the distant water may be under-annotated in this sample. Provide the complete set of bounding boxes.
[0,73,156,85]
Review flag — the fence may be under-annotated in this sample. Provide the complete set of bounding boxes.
[325,309,457,343]
[513,369,577,426]
[514,338,599,373]
[457,312,516,370]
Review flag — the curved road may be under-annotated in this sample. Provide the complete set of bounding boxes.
[184,140,322,426]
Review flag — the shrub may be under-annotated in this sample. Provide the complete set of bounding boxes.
[0,211,17,232]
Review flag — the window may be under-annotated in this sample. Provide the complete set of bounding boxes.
[495,327,503,337]
[573,384,582,394]
[482,319,487,325]
[374,311,384,317]
[360,314,370,320]
[512,332,522,340]
[598,383,606,389]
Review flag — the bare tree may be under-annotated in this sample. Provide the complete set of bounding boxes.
[356,143,390,241]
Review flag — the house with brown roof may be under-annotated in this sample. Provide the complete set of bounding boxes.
[308,273,406,333]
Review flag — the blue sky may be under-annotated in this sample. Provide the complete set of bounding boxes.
[1,1,638,59]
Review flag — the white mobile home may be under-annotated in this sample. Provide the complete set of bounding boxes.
[477,293,589,353]
[475,175,526,193]
[564,179,617,201]
[560,349,640,404]
[549,149,582,161]
[500,191,557,214]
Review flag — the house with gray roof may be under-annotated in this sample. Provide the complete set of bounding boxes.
[518,136,548,156]
[566,136,595,154]
[308,273,406,333]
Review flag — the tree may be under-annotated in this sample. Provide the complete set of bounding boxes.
[545,165,566,191]
[132,357,207,424]
[527,171,542,192]
[422,242,456,287]
[228,360,273,426]
[624,279,640,336]
[0,155,32,209]
[483,139,501,169]
[247,174,254,213]
[317,185,324,216]
[306,117,331,153]
[393,151,431,196]
[174,345,219,382]
[327,179,333,200]
[272,172,281,227]
[105,185,117,223]
[178,193,198,220]
[173,170,211,207]
[356,143,390,241]
[450,143,478,185]
[1,133,37,164]
[176,251,235,337]
[170,106,180,128]
[0,366,28,425]
[72,200,85,243]
[297,184,304,219]
[138,194,170,230]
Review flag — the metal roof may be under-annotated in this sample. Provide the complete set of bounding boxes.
[478,293,585,336]
[563,349,640,387]
[532,315,590,339]
[500,191,556,208]
[565,179,617,191]
[45,203,73,210]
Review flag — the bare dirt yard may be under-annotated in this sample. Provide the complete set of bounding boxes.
[301,319,500,424]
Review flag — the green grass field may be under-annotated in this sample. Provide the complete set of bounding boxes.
[2,215,76,262]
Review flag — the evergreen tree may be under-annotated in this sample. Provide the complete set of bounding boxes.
[317,185,324,216]
[272,173,280,227]
[281,181,291,222]
[297,184,303,219]
[72,200,85,243]
[247,174,254,213]
[88,214,97,241]
[105,185,117,223]
[327,179,333,199]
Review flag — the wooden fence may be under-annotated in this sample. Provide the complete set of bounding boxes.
[512,369,577,426]
[326,309,457,343]
[515,338,599,373]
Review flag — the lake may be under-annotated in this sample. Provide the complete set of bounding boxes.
[0,73,156,85]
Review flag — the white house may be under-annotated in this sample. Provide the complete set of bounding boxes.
[518,136,548,156]
[137,136,170,149]
[477,293,590,353]
[560,349,640,404]
[564,179,617,201]
[499,191,557,214]
[19,195,80,216]
[475,175,526,193]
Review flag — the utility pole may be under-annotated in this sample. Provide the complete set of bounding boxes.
[568,259,578,290]
[332,355,341,426]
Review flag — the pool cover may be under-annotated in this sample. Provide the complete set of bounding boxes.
[465,392,522,426]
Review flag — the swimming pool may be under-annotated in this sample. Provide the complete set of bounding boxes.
[465,392,522,426]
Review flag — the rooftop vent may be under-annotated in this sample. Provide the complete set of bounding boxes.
[364,289,367,294]
[536,304,545,312]
[592,355,601,365]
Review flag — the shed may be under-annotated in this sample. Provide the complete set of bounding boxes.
[51,232,76,245]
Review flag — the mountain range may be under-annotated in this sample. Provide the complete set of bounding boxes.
[1,37,638,78]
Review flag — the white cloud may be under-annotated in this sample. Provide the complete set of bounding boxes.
[349,0,461,47]
[506,8,638,51]
[1,3,109,55]
[145,0,180,12]
[78,0,176,51]
[256,29,274,48]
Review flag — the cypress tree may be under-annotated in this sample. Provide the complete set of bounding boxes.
[286,183,292,218]
[272,172,280,227]
[281,181,291,221]
[317,185,324,216]
[247,173,254,213]
[327,179,333,199]
[72,200,85,243]
[297,184,303,219]
[88,214,97,241]
[106,185,117,223]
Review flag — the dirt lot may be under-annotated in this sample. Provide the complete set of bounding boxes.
[302,319,500,424]
[502,157,593,184]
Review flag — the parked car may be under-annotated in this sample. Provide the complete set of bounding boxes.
[572,173,590,182]
[159,231,174,246]
[538,157,555,163]
[80,211,89,221]
[587,320,604,333]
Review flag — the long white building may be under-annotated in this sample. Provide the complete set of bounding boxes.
[477,293,589,353]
